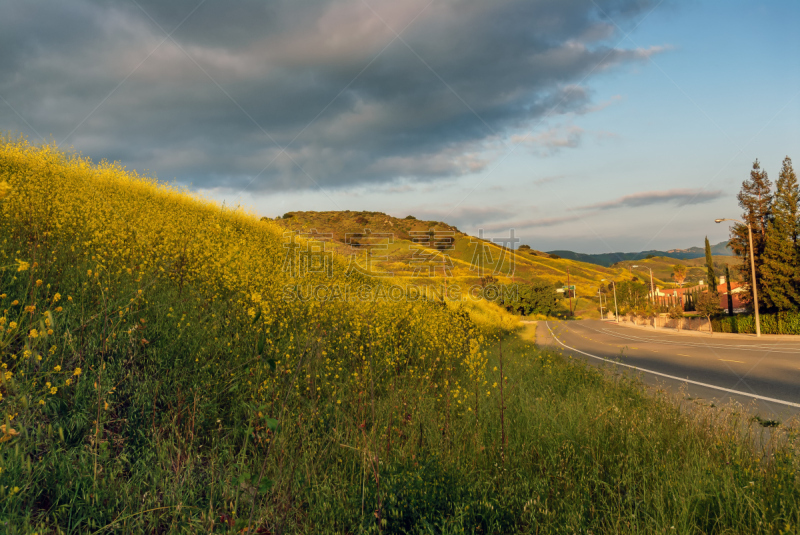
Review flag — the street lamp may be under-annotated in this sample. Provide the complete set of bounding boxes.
[715,218,760,337]
[597,286,605,317]
[632,265,655,302]
[601,279,619,323]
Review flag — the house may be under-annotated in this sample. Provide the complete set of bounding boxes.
[657,276,746,311]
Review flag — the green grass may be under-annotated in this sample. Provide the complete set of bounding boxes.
[5,289,800,533]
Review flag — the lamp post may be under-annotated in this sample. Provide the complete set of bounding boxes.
[566,267,573,317]
[715,218,760,337]
[597,287,605,318]
[632,265,655,302]
[602,279,619,323]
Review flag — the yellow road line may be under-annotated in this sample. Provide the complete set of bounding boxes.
[719,359,744,363]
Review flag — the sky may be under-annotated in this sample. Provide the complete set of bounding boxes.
[1,0,798,253]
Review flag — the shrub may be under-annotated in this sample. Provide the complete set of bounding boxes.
[667,305,685,319]
[499,281,566,317]
[713,311,800,334]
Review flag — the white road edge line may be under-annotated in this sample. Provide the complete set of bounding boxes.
[545,322,800,409]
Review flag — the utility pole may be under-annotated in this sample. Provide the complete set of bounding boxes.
[632,264,655,301]
[602,279,620,323]
[716,218,761,337]
[567,267,573,317]
[598,288,604,318]
[746,223,761,337]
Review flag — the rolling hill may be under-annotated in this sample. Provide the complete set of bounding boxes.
[271,210,630,298]
[548,240,733,267]
[613,255,740,288]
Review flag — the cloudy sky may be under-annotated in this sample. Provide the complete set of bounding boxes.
[2,0,798,253]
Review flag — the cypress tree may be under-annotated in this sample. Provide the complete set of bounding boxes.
[725,265,733,314]
[704,236,718,293]
[761,156,800,311]
[729,159,772,311]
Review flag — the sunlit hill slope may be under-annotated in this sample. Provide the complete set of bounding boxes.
[273,210,630,296]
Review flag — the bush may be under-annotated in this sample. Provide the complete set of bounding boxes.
[404,215,416,220]
[713,311,800,334]
[499,281,566,317]
[667,305,685,319]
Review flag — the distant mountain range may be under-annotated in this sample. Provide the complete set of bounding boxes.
[547,240,732,267]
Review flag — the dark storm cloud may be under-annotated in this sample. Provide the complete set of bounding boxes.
[0,0,665,191]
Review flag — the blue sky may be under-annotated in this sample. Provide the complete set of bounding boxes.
[225,0,800,253]
[1,0,798,253]
[240,0,799,253]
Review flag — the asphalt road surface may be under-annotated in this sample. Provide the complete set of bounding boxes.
[537,319,800,422]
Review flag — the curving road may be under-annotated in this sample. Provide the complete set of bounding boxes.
[537,319,800,422]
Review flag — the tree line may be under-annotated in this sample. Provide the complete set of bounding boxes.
[730,157,799,313]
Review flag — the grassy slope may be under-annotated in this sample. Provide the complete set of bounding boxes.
[276,211,629,297]
[612,255,740,288]
[2,142,798,533]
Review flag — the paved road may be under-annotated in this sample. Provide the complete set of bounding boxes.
[537,319,800,422]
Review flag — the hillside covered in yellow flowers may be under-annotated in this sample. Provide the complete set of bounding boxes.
[0,136,513,530]
[2,137,798,533]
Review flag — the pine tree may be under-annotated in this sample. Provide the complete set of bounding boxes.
[761,156,800,311]
[729,159,772,311]
[704,236,718,293]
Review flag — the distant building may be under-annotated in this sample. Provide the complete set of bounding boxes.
[659,281,746,312]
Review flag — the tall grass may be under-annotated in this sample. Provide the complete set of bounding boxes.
[0,138,798,533]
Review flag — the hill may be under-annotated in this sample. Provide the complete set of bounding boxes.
[273,210,630,299]
[548,240,733,267]
[2,138,796,532]
[611,255,740,288]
